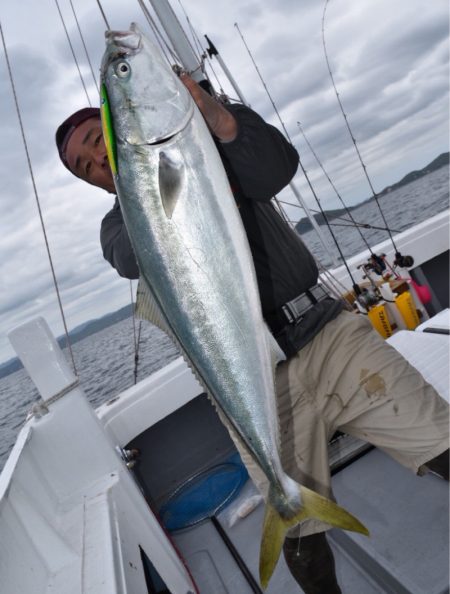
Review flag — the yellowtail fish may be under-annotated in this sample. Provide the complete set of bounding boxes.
[100,23,368,589]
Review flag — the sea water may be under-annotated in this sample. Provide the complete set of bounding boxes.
[0,166,448,472]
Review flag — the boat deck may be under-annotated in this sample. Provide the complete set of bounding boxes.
[128,318,449,593]
[171,448,449,594]
[0,311,448,593]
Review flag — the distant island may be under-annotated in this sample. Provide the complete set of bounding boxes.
[0,304,133,379]
[295,152,449,234]
[1,152,448,378]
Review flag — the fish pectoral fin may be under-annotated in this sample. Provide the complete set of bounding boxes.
[158,150,185,219]
[259,485,369,590]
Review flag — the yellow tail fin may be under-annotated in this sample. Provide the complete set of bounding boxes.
[259,485,369,589]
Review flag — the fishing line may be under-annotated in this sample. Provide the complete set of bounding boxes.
[321,0,400,255]
[0,21,77,375]
[234,22,361,292]
[53,0,93,106]
[68,0,99,93]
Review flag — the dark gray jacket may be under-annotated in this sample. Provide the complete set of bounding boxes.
[101,104,342,355]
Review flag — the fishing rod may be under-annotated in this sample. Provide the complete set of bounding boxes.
[295,121,401,277]
[297,122,377,253]
[234,21,363,297]
[203,33,340,267]
[321,0,414,271]
[232,21,426,324]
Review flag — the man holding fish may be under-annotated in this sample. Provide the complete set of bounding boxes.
[56,24,448,593]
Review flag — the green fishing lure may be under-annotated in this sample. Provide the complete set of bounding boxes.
[100,83,118,176]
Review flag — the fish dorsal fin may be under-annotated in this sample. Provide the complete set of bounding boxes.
[135,277,171,335]
[158,150,185,219]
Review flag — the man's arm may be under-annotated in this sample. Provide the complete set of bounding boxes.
[218,103,299,201]
[100,200,140,279]
[180,76,299,201]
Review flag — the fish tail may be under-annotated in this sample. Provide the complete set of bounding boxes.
[259,484,369,589]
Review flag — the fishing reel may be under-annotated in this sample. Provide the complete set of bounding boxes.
[394,251,414,269]
[364,253,387,276]
[355,286,379,310]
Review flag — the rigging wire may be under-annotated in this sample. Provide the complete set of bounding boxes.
[138,0,181,66]
[68,0,99,93]
[0,21,78,375]
[53,0,93,106]
[234,21,361,292]
[95,0,110,30]
[175,0,203,64]
[276,199,400,234]
[173,0,227,96]
[321,0,399,254]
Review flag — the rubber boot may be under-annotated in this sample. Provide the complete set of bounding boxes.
[424,448,449,481]
[283,532,342,594]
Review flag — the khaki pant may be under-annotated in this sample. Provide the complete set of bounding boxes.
[225,310,449,536]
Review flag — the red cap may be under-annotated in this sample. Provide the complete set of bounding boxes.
[55,107,100,172]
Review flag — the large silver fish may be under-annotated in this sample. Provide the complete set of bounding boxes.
[100,23,368,589]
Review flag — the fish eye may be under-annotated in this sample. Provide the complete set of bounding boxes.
[115,60,131,78]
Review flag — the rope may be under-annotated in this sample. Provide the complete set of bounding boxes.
[0,21,78,375]
[321,0,399,253]
[53,0,93,106]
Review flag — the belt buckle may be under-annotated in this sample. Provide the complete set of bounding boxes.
[309,284,328,302]
[282,292,313,325]
[282,285,329,326]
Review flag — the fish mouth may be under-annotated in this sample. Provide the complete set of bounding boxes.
[130,102,193,147]
[147,133,176,146]
[104,22,142,53]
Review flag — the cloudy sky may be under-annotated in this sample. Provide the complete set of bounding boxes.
[0,0,448,363]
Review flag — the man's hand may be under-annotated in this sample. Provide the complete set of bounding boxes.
[180,74,238,143]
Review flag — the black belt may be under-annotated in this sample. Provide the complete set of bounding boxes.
[266,284,330,334]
